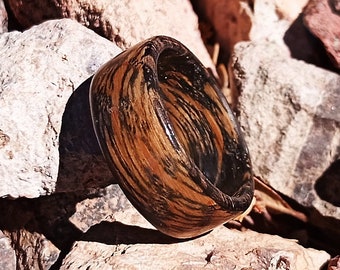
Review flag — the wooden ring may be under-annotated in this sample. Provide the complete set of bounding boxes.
[90,36,254,238]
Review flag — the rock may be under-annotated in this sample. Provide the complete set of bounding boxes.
[275,0,309,22]
[0,184,141,269]
[0,5,214,198]
[283,13,335,71]
[315,159,340,207]
[0,230,16,270]
[60,226,330,269]
[68,184,152,233]
[0,0,7,33]
[251,0,336,71]
[0,190,92,269]
[334,0,340,11]
[229,40,340,219]
[192,0,309,63]
[328,255,340,270]
[0,3,336,270]
[0,19,121,198]
[250,0,316,42]
[0,181,333,269]
[3,229,60,269]
[250,0,292,46]
[6,0,213,69]
[303,0,340,70]
[250,0,309,44]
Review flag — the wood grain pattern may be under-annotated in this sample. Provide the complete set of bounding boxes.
[90,36,254,238]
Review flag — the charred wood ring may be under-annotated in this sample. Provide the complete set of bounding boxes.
[89,35,254,238]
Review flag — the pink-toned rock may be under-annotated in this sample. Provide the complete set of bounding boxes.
[0,0,7,33]
[328,255,340,270]
[303,0,340,69]
[250,0,335,72]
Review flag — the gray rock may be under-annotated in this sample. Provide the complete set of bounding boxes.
[0,0,7,33]
[0,181,332,270]
[274,0,309,22]
[230,40,340,218]
[68,184,152,233]
[60,226,330,269]
[5,229,60,270]
[0,5,215,198]
[0,19,121,198]
[250,0,292,46]
[0,230,16,270]
[0,188,96,270]
[6,0,214,69]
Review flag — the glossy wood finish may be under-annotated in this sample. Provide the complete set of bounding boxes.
[90,36,254,238]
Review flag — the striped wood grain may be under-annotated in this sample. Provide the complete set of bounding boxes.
[90,36,254,238]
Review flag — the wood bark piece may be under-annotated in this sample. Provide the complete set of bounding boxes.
[193,0,252,62]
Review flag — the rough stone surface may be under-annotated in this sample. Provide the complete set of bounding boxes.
[275,0,309,21]
[251,0,337,71]
[0,19,121,198]
[230,40,340,219]
[6,0,214,69]
[0,230,16,270]
[68,184,152,233]
[0,182,335,269]
[0,2,337,269]
[328,255,340,270]
[3,229,60,269]
[0,0,7,33]
[0,184,140,269]
[0,6,214,199]
[60,226,329,269]
[283,13,336,71]
[249,0,333,72]
[303,0,340,69]
[0,189,97,269]
[250,0,309,44]
[250,0,292,46]
[192,0,308,63]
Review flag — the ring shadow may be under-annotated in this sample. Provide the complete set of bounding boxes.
[56,76,115,193]
[81,221,192,245]
[314,159,340,207]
